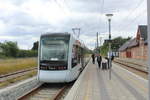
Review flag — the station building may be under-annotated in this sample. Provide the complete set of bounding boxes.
[119,25,148,60]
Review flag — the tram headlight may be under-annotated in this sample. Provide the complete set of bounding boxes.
[57,66,67,70]
[40,65,47,70]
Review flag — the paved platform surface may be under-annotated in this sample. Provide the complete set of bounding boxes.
[64,60,148,100]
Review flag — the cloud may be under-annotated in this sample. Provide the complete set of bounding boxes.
[0,0,147,49]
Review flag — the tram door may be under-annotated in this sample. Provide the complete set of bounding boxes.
[72,45,81,68]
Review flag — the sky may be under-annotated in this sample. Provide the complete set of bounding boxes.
[0,0,147,50]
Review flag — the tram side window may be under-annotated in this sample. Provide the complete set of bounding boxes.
[77,47,81,63]
[72,45,77,67]
[72,45,81,68]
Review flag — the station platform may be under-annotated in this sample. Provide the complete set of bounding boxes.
[64,60,148,100]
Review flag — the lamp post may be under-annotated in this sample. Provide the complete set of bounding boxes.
[106,14,113,80]
[147,0,150,100]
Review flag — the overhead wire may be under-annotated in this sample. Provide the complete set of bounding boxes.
[97,0,106,47]
[53,0,69,15]
[64,0,100,38]
[63,0,101,48]
[118,0,146,32]
[119,0,144,25]
[99,0,104,31]
[53,0,77,33]
[122,8,147,30]
[62,0,82,37]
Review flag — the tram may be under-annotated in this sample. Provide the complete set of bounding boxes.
[38,32,91,83]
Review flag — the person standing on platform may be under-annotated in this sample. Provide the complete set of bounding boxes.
[105,54,114,69]
[97,54,102,68]
[91,53,95,64]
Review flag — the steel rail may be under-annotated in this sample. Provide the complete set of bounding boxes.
[113,60,148,74]
[18,83,43,100]
[18,84,71,100]
[0,67,37,78]
[52,85,68,100]
[115,59,146,67]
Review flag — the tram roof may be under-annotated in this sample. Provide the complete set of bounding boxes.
[41,32,87,49]
[41,32,70,37]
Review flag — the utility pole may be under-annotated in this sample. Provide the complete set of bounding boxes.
[96,32,100,54]
[97,32,99,48]
[99,37,102,46]
[99,36,102,53]
[95,41,96,49]
[147,0,150,99]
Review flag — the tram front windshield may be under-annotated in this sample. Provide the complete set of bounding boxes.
[40,35,70,62]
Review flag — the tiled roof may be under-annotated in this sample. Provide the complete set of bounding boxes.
[139,25,147,41]
[128,38,138,48]
[119,39,132,51]
[119,38,138,51]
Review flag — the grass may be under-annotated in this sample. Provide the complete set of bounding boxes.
[0,71,37,88]
[0,57,37,75]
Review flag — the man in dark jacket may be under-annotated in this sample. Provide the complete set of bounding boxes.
[97,54,102,68]
[105,54,114,69]
[91,53,95,64]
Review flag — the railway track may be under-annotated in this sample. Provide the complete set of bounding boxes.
[114,59,148,73]
[0,67,37,82]
[19,83,73,100]
[113,59,148,79]
[116,59,147,67]
[0,67,37,78]
[115,59,148,71]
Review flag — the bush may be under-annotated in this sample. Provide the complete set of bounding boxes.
[17,50,38,57]
[0,53,7,59]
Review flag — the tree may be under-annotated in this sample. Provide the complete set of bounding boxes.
[32,41,39,50]
[0,41,19,57]
[99,36,131,56]
[111,36,131,51]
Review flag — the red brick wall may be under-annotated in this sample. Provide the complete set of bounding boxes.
[143,45,148,60]
[126,48,132,58]
[130,45,148,60]
[119,45,148,60]
[119,51,126,58]
[130,46,139,59]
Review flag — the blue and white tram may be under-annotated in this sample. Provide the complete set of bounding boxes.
[38,32,90,83]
